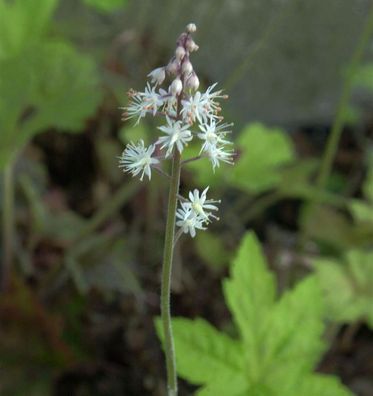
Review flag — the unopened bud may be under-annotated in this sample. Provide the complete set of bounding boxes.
[186,38,199,52]
[185,72,200,91]
[166,59,179,75]
[186,23,197,33]
[182,61,193,75]
[175,46,186,61]
[147,67,166,85]
[170,78,183,96]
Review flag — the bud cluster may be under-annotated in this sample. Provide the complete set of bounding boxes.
[119,23,234,237]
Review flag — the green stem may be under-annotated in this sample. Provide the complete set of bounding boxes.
[2,159,15,292]
[161,148,181,396]
[316,4,373,189]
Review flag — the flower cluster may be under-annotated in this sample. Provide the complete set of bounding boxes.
[176,187,220,237]
[119,23,234,237]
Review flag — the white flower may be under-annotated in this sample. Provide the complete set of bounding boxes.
[159,88,177,116]
[119,140,159,181]
[157,116,192,157]
[176,203,206,238]
[121,91,148,125]
[200,83,227,116]
[122,84,163,125]
[198,120,232,153]
[147,67,166,85]
[187,187,220,222]
[139,83,164,115]
[181,91,209,124]
[207,144,234,170]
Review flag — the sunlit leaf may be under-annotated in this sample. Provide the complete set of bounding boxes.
[0,0,57,59]
[315,250,373,328]
[228,123,295,193]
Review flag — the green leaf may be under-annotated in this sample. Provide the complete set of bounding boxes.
[118,123,150,145]
[0,0,57,59]
[349,200,373,224]
[155,317,247,394]
[315,250,373,327]
[228,123,295,193]
[26,41,102,132]
[158,232,352,396]
[293,374,353,396]
[83,0,128,12]
[194,231,231,269]
[0,41,101,171]
[262,277,326,391]
[223,233,276,350]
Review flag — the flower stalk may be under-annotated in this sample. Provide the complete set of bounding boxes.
[118,23,234,394]
[161,148,181,396]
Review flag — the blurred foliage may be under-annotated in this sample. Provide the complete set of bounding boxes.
[229,123,295,194]
[83,0,128,12]
[0,278,76,396]
[315,249,373,328]
[157,233,353,396]
[0,0,101,169]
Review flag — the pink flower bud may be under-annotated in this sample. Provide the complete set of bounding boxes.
[186,38,199,52]
[175,46,186,61]
[166,59,179,75]
[182,61,193,75]
[185,72,200,91]
[147,67,166,85]
[186,23,197,33]
[170,78,183,96]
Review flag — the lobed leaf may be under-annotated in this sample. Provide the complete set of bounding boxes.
[155,317,246,391]
[228,123,295,194]
[223,233,276,352]
[315,250,373,327]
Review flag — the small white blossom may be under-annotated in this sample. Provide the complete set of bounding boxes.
[119,140,159,181]
[121,91,148,125]
[207,144,234,170]
[187,187,220,222]
[198,120,232,153]
[200,83,226,115]
[157,117,192,157]
[181,91,209,124]
[139,83,164,115]
[147,67,166,85]
[122,84,164,124]
[176,203,206,238]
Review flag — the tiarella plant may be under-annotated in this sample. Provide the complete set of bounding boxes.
[118,23,233,395]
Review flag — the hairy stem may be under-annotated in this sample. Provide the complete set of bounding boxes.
[161,148,181,395]
[316,4,373,189]
[2,159,15,292]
